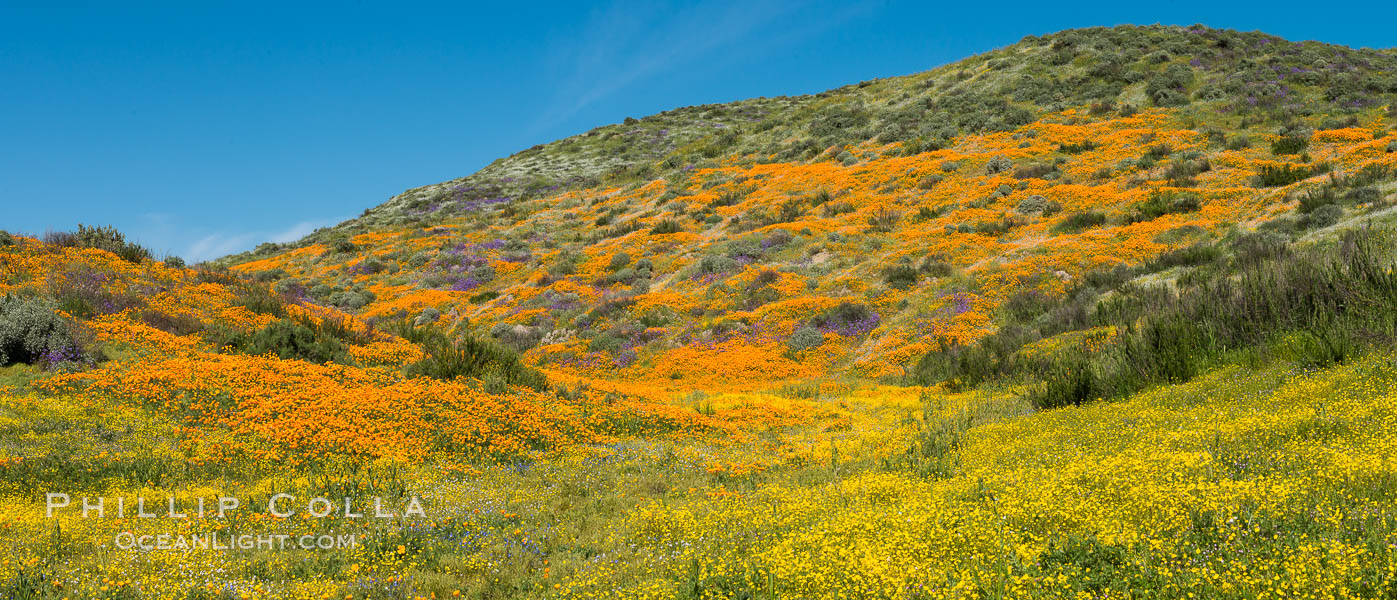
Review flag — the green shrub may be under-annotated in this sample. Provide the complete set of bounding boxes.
[414,307,442,326]
[405,329,548,392]
[1015,195,1060,215]
[1165,158,1211,186]
[1052,211,1108,233]
[1147,243,1222,270]
[230,282,288,317]
[163,256,186,269]
[787,326,824,353]
[327,288,375,311]
[1013,163,1055,180]
[1145,65,1193,106]
[811,302,878,335]
[1127,190,1202,222]
[49,225,151,263]
[866,207,901,232]
[1254,163,1314,187]
[883,264,920,290]
[650,219,683,234]
[1307,204,1344,229]
[1058,141,1097,154]
[252,268,288,282]
[608,252,632,271]
[712,191,744,207]
[599,220,646,239]
[1143,144,1173,161]
[548,250,581,277]
[975,216,1023,236]
[698,255,738,275]
[985,155,1013,175]
[822,201,855,217]
[208,318,351,364]
[1271,134,1310,155]
[1298,185,1338,214]
[0,296,86,367]
[490,323,544,352]
[919,256,955,277]
[0,231,13,246]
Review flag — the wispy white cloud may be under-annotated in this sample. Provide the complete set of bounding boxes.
[528,0,860,136]
[182,217,344,263]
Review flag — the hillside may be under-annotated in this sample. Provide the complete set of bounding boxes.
[221,24,1397,388]
[2,24,1397,599]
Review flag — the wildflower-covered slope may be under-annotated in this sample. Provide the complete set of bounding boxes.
[224,25,1397,386]
[3,23,1397,599]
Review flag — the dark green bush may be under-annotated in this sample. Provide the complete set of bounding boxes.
[1127,190,1202,222]
[866,208,901,232]
[919,256,955,277]
[811,302,878,335]
[822,201,855,217]
[230,282,288,317]
[0,295,86,367]
[44,225,150,263]
[548,250,581,277]
[883,264,920,290]
[208,318,351,365]
[1271,134,1310,155]
[599,220,646,239]
[1058,141,1097,154]
[975,216,1024,236]
[1165,158,1211,186]
[327,288,375,311]
[1013,163,1056,180]
[405,328,548,392]
[1254,163,1315,187]
[1147,243,1221,270]
[1052,211,1108,233]
[1145,65,1193,106]
[698,255,738,275]
[1307,204,1344,229]
[1143,144,1173,161]
[650,219,683,234]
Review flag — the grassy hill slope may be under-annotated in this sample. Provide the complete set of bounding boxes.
[214,25,1397,391]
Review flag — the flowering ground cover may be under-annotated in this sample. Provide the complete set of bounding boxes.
[4,23,1397,600]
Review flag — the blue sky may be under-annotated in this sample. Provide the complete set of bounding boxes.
[3,1,1394,261]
